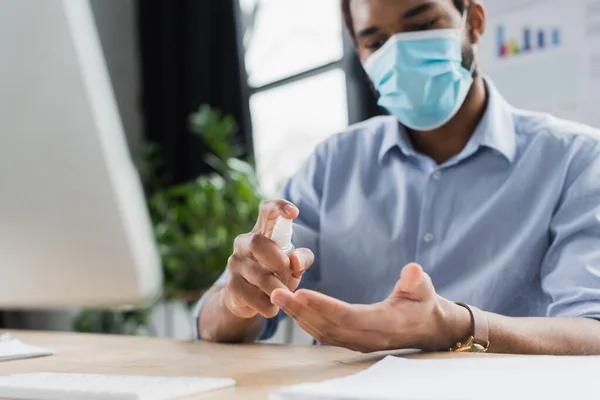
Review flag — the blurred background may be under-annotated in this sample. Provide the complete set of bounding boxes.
[1,0,599,344]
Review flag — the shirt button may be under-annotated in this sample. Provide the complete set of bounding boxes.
[432,171,442,180]
[424,233,435,243]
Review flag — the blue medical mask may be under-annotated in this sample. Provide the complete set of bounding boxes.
[363,15,476,131]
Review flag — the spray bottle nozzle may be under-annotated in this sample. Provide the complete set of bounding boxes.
[271,216,294,254]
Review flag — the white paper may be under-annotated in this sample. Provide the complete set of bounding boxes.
[0,373,235,400]
[271,355,600,400]
[0,333,54,362]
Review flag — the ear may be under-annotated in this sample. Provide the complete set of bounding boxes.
[467,2,486,45]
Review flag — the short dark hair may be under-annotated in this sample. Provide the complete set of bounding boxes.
[341,0,469,44]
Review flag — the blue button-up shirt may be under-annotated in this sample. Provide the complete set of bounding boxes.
[195,79,600,341]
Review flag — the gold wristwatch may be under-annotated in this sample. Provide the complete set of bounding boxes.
[450,302,490,353]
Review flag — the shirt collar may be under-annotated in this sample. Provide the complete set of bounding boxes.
[469,78,517,163]
[378,77,517,164]
[378,118,418,162]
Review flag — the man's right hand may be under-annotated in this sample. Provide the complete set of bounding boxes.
[221,200,315,320]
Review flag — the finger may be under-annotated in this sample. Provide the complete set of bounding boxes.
[392,263,436,301]
[282,298,372,352]
[253,200,299,237]
[271,289,314,323]
[289,248,314,278]
[276,290,396,353]
[271,289,340,338]
[240,258,289,297]
[294,290,384,331]
[235,234,290,275]
[294,289,353,322]
[287,275,302,292]
[286,248,314,291]
[229,275,280,319]
[271,289,328,340]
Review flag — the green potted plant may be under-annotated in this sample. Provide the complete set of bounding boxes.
[73,105,262,335]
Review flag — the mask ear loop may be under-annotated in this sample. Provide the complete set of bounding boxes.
[461,9,478,76]
[470,45,478,75]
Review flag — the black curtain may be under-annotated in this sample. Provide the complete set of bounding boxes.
[138,0,252,185]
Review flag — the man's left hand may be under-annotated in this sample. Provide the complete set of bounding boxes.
[271,263,472,353]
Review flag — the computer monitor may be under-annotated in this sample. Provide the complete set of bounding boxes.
[0,0,162,308]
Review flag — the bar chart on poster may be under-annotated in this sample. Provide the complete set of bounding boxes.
[479,0,600,128]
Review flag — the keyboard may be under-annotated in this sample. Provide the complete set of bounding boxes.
[0,372,236,400]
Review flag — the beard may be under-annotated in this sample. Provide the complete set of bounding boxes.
[461,40,478,78]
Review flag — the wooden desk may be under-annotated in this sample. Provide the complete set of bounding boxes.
[0,330,480,399]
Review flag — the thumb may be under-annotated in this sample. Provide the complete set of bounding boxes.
[252,200,299,237]
[390,263,435,301]
[286,248,314,291]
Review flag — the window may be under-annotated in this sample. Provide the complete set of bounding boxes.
[242,0,344,88]
[240,0,348,198]
[251,70,348,196]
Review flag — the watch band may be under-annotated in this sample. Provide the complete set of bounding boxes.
[452,302,490,352]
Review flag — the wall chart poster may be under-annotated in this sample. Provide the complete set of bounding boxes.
[479,0,600,128]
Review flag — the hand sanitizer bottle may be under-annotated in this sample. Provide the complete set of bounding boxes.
[271,217,295,255]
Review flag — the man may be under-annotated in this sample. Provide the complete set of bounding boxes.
[196,0,600,354]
